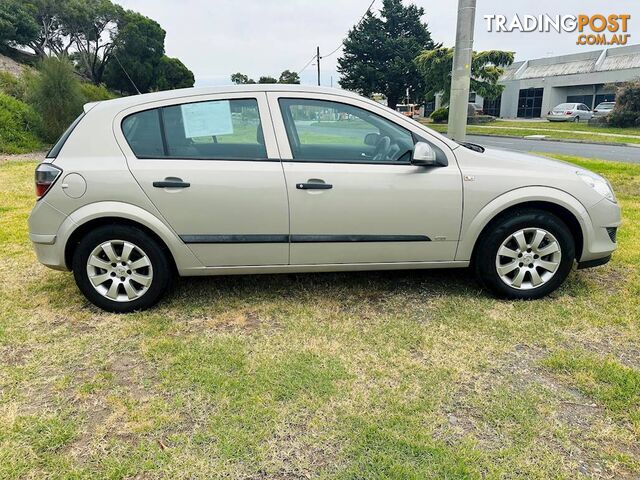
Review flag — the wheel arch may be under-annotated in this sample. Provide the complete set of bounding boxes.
[60,201,201,272]
[457,187,590,263]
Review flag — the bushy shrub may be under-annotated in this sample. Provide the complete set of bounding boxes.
[430,107,449,123]
[79,82,116,102]
[608,111,640,128]
[0,92,42,153]
[26,57,84,142]
[607,80,640,128]
[0,71,28,100]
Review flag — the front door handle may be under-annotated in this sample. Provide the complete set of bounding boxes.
[296,182,333,190]
[153,177,190,188]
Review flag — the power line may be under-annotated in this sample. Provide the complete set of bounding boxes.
[296,0,376,80]
[112,51,141,95]
[298,53,317,75]
[322,0,376,60]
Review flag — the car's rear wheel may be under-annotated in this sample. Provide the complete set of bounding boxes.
[574,116,580,122]
[474,209,575,299]
[72,225,172,312]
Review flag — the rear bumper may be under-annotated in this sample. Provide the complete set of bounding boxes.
[546,116,572,122]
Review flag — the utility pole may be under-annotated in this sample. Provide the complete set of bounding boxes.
[316,46,321,86]
[447,0,476,142]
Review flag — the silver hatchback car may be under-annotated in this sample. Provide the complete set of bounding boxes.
[29,85,620,312]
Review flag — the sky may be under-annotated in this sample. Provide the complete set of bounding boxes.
[117,0,639,87]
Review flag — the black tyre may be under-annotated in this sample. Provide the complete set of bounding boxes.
[72,224,172,312]
[474,209,575,299]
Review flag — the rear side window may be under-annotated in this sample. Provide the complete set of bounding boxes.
[122,98,266,160]
[122,110,164,158]
[46,112,86,158]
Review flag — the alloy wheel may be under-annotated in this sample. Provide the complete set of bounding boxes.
[495,228,562,290]
[86,240,153,302]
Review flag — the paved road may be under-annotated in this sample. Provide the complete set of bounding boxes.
[466,135,640,164]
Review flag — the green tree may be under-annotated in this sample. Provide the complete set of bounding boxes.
[258,75,277,84]
[63,0,122,84]
[415,47,514,104]
[338,0,436,109]
[27,56,84,141]
[231,72,255,84]
[155,56,195,90]
[278,69,300,84]
[103,10,165,94]
[16,0,75,57]
[0,0,40,47]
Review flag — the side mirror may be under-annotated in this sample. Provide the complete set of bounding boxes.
[411,141,438,166]
[364,132,380,146]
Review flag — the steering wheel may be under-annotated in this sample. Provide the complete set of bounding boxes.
[372,135,391,161]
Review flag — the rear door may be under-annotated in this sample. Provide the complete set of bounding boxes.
[267,92,463,265]
[115,92,290,267]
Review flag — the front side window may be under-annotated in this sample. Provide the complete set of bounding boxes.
[279,98,414,163]
[122,98,266,160]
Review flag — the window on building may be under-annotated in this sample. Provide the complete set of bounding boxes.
[517,88,544,118]
[484,96,502,117]
[595,94,616,105]
[468,92,477,103]
[567,95,594,109]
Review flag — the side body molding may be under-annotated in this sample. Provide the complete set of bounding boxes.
[59,201,202,272]
[455,186,591,261]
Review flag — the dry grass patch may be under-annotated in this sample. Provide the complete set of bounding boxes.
[0,154,639,478]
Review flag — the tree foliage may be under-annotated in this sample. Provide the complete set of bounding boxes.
[155,56,195,91]
[0,0,40,47]
[2,0,194,90]
[258,75,277,84]
[278,69,300,84]
[231,70,300,85]
[63,0,122,84]
[231,72,255,84]
[338,0,436,109]
[415,47,514,104]
[102,10,165,94]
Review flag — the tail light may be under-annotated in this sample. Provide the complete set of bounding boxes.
[565,111,573,115]
[35,163,62,200]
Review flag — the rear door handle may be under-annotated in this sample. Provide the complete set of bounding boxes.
[296,182,333,190]
[153,178,190,188]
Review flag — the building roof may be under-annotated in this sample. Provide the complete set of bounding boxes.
[500,44,640,82]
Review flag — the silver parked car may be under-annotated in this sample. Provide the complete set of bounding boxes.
[547,103,594,122]
[29,85,620,312]
[593,102,616,118]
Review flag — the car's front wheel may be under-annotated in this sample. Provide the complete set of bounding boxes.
[72,225,172,312]
[474,209,575,299]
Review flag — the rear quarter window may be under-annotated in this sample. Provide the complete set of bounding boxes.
[121,109,165,158]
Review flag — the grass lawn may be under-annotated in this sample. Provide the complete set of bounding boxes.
[1,153,639,478]
[422,120,640,145]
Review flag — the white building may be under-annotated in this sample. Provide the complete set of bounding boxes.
[488,44,640,119]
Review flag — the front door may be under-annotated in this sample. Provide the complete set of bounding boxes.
[117,93,289,267]
[268,93,463,265]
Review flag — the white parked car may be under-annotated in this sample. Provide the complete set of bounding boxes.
[29,85,620,312]
[593,102,616,118]
[547,103,594,122]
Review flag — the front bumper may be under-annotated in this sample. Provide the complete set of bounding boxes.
[580,197,621,263]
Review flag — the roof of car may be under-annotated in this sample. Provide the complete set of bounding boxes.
[84,84,365,113]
